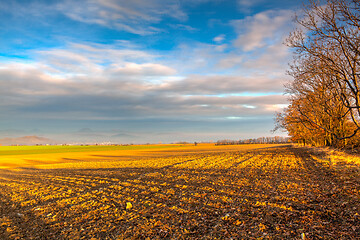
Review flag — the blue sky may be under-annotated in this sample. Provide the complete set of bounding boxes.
[0,0,302,143]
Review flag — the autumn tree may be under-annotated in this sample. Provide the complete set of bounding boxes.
[278,0,360,147]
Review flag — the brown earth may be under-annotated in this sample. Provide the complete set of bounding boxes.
[0,145,359,239]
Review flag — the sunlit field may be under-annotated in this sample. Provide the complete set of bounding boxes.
[0,144,275,169]
[0,144,359,239]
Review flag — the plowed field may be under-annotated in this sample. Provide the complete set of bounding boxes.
[0,144,359,239]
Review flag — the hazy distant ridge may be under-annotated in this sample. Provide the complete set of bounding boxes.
[0,136,57,146]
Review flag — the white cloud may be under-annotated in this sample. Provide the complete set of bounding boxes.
[237,0,264,8]
[56,0,187,35]
[217,55,243,69]
[236,0,266,14]
[265,104,288,112]
[238,0,262,7]
[215,44,228,52]
[213,34,225,43]
[232,10,293,51]
[0,58,287,119]
[35,43,161,79]
[109,62,176,76]
[158,74,286,94]
[169,24,198,32]
[0,36,289,130]
[242,40,291,72]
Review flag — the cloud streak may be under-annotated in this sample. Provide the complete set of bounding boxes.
[56,0,187,35]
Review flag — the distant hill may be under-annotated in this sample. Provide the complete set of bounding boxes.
[0,136,58,146]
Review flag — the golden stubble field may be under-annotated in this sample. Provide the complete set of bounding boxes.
[0,144,359,239]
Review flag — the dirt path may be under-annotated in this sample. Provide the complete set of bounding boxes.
[0,145,358,239]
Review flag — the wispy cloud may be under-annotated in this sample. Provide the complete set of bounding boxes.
[56,0,188,35]
[213,34,225,43]
[157,75,285,95]
[169,24,198,32]
[237,0,263,8]
[232,10,293,51]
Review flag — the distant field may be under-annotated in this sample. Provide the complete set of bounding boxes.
[0,143,279,169]
[0,144,358,239]
[0,144,185,156]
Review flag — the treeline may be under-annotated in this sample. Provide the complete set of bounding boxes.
[275,0,360,148]
[216,136,290,145]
